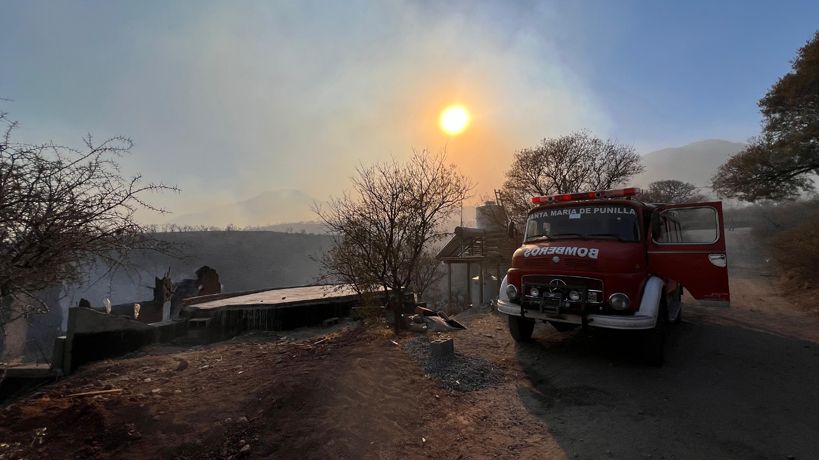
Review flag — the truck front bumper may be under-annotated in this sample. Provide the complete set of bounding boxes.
[496,298,656,330]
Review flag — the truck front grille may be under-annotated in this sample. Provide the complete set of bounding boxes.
[520,275,604,314]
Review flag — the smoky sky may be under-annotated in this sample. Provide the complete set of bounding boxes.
[3,0,817,223]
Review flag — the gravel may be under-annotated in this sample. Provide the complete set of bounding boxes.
[403,336,503,392]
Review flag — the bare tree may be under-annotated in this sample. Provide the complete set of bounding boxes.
[315,151,472,333]
[638,180,706,204]
[408,250,445,302]
[499,131,643,222]
[0,109,177,329]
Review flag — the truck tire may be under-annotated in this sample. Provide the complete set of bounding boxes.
[669,287,683,324]
[642,306,667,366]
[508,315,535,342]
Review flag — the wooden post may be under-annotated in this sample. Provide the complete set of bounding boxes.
[479,261,484,305]
[466,262,471,307]
[447,262,452,308]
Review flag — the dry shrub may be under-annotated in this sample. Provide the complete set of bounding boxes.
[768,214,819,289]
[742,199,819,312]
[348,290,393,331]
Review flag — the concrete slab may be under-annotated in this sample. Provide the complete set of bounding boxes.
[185,285,358,313]
[0,363,54,379]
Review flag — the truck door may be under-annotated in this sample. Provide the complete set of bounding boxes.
[647,201,730,306]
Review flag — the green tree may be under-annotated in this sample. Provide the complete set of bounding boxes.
[499,131,643,222]
[713,31,819,201]
[638,180,706,204]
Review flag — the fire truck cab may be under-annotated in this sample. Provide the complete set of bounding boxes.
[496,187,730,365]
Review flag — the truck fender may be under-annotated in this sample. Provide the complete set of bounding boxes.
[637,276,665,327]
[498,275,510,302]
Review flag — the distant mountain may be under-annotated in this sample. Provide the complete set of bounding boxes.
[633,139,746,190]
[170,189,318,227]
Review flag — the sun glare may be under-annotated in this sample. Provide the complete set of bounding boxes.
[439,105,470,136]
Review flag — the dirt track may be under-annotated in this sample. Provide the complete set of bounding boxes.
[2,228,818,459]
[498,227,819,459]
[505,308,819,459]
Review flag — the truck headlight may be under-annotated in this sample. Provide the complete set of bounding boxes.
[609,293,630,310]
[506,284,519,300]
[530,287,540,297]
[568,290,581,302]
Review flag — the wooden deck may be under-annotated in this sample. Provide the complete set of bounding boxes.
[184,285,359,312]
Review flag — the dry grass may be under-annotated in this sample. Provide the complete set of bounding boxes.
[768,215,819,287]
[745,200,819,312]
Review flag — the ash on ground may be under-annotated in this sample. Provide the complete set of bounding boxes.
[403,336,503,392]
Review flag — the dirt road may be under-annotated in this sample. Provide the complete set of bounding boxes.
[499,307,819,459]
[1,228,817,459]
[488,227,819,459]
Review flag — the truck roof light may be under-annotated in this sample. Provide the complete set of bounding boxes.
[531,187,641,204]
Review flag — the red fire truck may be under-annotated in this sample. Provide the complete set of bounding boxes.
[496,187,730,365]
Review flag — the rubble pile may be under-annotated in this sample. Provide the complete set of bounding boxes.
[404,306,466,333]
[403,336,503,392]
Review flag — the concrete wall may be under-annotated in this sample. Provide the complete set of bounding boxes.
[62,307,158,374]
[206,300,356,341]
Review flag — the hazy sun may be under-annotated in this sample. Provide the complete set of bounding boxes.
[439,105,470,135]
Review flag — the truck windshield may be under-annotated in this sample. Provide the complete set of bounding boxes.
[525,204,641,242]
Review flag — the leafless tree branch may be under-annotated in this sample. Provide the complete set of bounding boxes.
[314,150,472,334]
[0,109,179,329]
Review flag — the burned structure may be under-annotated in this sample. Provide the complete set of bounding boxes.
[436,201,518,308]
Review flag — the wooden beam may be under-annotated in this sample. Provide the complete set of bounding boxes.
[466,262,471,307]
[65,389,123,398]
[479,262,484,305]
[447,262,452,308]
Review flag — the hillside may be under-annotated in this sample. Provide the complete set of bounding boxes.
[633,139,746,189]
[1,230,335,363]
[256,221,330,234]
[71,231,335,309]
[170,189,318,227]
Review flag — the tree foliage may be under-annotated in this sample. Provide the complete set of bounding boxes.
[638,180,706,204]
[713,31,819,201]
[0,109,177,326]
[315,151,471,333]
[499,131,643,221]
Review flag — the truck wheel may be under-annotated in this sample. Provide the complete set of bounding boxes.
[508,315,535,342]
[669,288,683,324]
[642,307,667,366]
